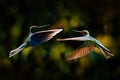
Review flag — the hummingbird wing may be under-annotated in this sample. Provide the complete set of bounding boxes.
[66,45,94,61]
[57,36,90,41]
[29,29,63,46]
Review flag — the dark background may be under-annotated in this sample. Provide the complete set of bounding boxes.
[0,0,120,80]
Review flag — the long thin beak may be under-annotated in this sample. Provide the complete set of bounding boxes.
[30,24,51,33]
[72,30,84,33]
[30,24,50,30]
[39,24,50,28]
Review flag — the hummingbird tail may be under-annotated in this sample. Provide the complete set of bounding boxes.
[97,44,114,59]
[9,47,24,58]
[98,46,109,59]
[9,43,26,58]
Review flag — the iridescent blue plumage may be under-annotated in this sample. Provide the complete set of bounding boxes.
[9,25,63,57]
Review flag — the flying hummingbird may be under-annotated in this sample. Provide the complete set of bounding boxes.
[9,24,63,58]
[57,30,114,61]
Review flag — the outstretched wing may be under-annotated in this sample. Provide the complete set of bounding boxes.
[57,36,90,41]
[29,29,63,46]
[66,45,94,61]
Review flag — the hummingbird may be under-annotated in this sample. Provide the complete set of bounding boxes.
[57,30,114,61]
[9,24,63,58]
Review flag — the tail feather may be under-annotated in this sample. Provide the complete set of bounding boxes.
[103,48,114,56]
[9,43,26,58]
[9,47,24,58]
[98,46,110,59]
[97,44,114,59]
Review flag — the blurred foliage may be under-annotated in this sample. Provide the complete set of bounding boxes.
[0,0,120,80]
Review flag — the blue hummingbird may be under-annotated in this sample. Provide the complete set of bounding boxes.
[57,30,114,61]
[9,24,63,58]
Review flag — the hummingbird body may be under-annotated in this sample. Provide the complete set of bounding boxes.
[9,25,63,58]
[57,30,114,61]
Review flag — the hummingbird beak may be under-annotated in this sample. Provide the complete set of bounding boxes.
[73,30,84,34]
[73,30,83,32]
[30,24,51,33]
[39,24,50,28]
[30,24,50,30]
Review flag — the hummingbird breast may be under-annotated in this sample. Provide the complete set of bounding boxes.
[86,36,97,46]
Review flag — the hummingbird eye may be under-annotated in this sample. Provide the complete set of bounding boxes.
[82,32,87,35]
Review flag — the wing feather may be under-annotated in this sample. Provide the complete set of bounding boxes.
[66,45,94,61]
[29,29,62,46]
[57,36,90,41]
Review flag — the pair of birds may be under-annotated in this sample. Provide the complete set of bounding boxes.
[10,25,114,61]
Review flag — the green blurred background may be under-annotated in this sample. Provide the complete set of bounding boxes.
[0,0,120,80]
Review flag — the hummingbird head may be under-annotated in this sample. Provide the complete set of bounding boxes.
[81,30,89,35]
[73,30,89,36]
